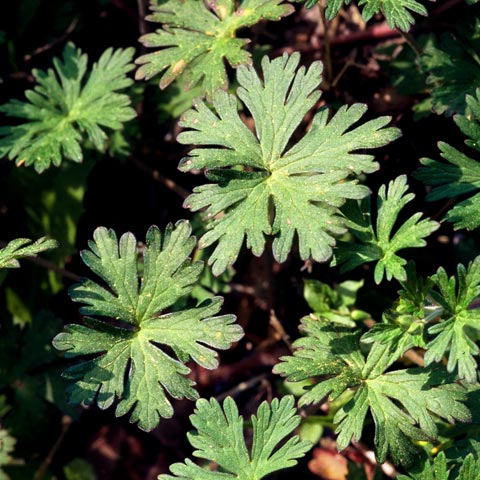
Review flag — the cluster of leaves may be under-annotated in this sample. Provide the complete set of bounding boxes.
[3,0,480,478]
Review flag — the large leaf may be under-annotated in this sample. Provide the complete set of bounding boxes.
[178,53,401,275]
[159,396,311,479]
[135,0,293,98]
[274,319,471,465]
[53,221,243,431]
[0,43,136,173]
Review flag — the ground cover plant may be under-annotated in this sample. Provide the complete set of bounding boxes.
[1,0,480,479]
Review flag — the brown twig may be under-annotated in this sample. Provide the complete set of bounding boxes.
[130,157,190,200]
[24,17,79,62]
[34,416,73,480]
[137,0,147,36]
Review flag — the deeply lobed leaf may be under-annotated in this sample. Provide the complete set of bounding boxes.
[179,52,400,275]
[135,0,293,98]
[0,43,136,173]
[420,20,480,116]
[424,257,480,383]
[294,0,428,31]
[334,175,439,284]
[0,237,58,269]
[158,396,311,479]
[275,319,471,465]
[53,221,243,431]
[416,89,480,230]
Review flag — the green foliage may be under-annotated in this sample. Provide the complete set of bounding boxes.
[53,222,243,431]
[420,20,480,116]
[158,395,311,479]
[0,43,136,173]
[334,175,439,284]
[0,312,70,448]
[303,278,369,327]
[274,319,471,465]
[178,52,400,275]
[0,428,16,480]
[424,257,480,384]
[398,452,480,480]
[295,0,428,31]
[416,89,480,230]
[0,237,57,269]
[135,0,293,98]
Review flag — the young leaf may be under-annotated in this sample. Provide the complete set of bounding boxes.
[419,20,480,116]
[135,0,293,98]
[158,395,311,479]
[397,452,480,480]
[416,89,480,230]
[274,319,471,465]
[53,222,243,431]
[424,257,480,384]
[0,237,58,269]
[0,43,136,173]
[178,53,401,275]
[294,0,428,31]
[333,175,439,284]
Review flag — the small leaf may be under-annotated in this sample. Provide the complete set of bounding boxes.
[416,88,480,230]
[0,237,58,269]
[334,175,439,284]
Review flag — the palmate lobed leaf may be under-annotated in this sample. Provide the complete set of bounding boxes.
[135,0,293,98]
[178,52,401,275]
[158,395,311,480]
[274,319,471,465]
[424,256,480,384]
[416,89,480,230]
[53,221,243,431]
[295,0,428,31]
[0,237,58,269]
[334,175,439,284]
[0,43,136,173]
[397,452,480,480]
[419,20,480,116]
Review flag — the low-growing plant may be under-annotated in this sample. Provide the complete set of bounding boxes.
[1,0,480,479]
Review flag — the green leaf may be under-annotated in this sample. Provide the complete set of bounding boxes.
[158,395,311,479]
[424,257,480,383]
[274,319,471,465]
[178,53,400,275]
[397,452,480,480]
[53,221,243,431]
[135,0,293,98]
[0,428,16,480]
[0,237,58,269]
[0,43,136,173]
[303,278,368,327]
[416,89,480,230]
[419,20,480,116]
[334,175,439,284]
[0,311,71,449]
[294,0,427,31]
